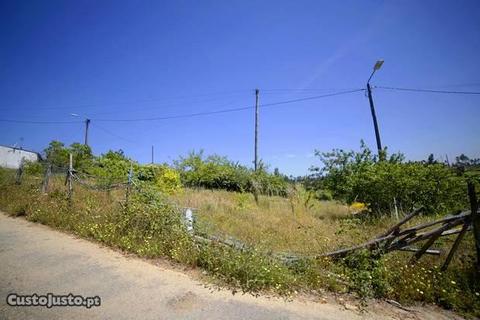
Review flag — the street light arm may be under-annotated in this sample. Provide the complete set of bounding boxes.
[367,69,376,84]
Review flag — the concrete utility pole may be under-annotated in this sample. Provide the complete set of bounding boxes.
[254,88,259,171]
[84,118,91,146]
[366,83,382,156]
[151,145,154,164]
[366,60,384,160]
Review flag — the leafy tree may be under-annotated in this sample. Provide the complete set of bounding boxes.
[69,143,93,171]
[43,140,93,171]
[44,141,69,168]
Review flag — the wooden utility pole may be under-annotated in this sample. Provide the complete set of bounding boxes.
[151,145,154,164]
[84,119,91,146]
[254,89,259,171]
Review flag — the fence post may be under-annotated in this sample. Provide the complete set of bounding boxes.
[125,164,133,206]
[467,181,480,273]
[42,164,52,193]
[67,153,73,201]
[393,197,399,220]
[15,158,24,185]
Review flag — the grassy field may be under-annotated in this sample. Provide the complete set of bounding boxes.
[171,188,461,255]
[0,170,479,317]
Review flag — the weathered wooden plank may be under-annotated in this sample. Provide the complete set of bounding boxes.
[379,207,423,238]
[398,247,441,255]
[398,211,469,236]
[405,219,465,248]
[322,233,397,258]
[410,226,447,263]
[441,222,470,271]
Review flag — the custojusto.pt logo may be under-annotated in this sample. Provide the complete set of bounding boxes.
[6,293,101,309]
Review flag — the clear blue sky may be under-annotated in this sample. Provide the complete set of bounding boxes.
[1,0,479,176]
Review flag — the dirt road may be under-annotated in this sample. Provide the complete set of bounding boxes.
[0,213,462,319]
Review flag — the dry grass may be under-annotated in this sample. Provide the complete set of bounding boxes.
[169,188,436,255]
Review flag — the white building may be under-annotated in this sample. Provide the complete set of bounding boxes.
[0,145,42,169]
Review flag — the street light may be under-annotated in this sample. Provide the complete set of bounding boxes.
[70,113,91,146]
[366,60,384,160]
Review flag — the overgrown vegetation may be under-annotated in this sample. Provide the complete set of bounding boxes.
[174,151,289,196]
[309,141,474,215]
[1,139,480,317]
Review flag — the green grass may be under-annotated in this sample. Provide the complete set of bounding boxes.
[1,169,479,317]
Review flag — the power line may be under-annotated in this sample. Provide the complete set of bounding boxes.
[261,89,365,108]
[0,119,82,124]
[375,86,480,95]
[0,90,251,112]
[261,87,363,93]
[93,123,136,144]
[94,105,254,122]
[92,89,365,123]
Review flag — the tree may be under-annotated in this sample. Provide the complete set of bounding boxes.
[44,141,69,168]
[69,143,93,171]
[44,140,93,171]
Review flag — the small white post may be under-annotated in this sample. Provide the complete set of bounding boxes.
[393,197,399,220]
[185,208,194,234]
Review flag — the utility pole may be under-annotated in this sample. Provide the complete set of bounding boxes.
[366,83,382,157]
[151,145,154,164]
[366,60,384,160]
[84,118,91,146]
[254,88,259,171]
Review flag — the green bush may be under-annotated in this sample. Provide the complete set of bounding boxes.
[23,160,44,176]
[310,142,467,214]
[86,150,131,186]
[175,151,288,196]
[84,150,182,194]
[118,186,194,262]
[197,244,296,294]
[337,250,390,299]
[136,164,182,195]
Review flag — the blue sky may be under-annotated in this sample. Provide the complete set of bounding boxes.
[1,0,479,176]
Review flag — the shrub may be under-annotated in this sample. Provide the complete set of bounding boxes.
[196,244,296,295]
[310,141,467,215]
[87,150,131,186]
[337,250,390,299]
[175,151,288,196]
[136,165,182,195]
[23,160,44,176]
